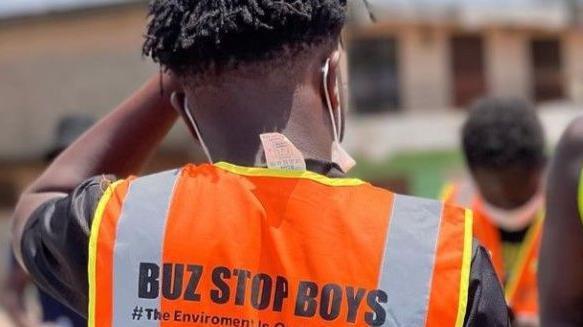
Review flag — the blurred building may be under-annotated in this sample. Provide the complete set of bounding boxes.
[0,1,194,213]
[343,0,583,159]
[346,0,583,113]
[0,0,161,161]
[3,0,583,185]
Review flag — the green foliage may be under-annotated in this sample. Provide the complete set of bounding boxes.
[350,150,465,198]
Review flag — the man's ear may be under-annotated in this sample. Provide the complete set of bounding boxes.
[326,51,341,112]
[171,91,200,141]
[325,51,345,140]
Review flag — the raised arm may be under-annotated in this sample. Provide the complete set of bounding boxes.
[540,117,583,326]
[12,73,179,265]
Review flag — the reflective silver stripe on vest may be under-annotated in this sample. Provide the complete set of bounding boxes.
[112,169,180,327]
[378,194,443,327]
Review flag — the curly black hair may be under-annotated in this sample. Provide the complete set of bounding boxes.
[142,0,347,75]
[462,98,546,170]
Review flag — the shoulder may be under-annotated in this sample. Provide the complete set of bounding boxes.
[390,193,471,222]
[557,116,583,156]
[128,168,182,185]
[561,117,583,187]
[113,167,188,197]
[546,118,583,222]
[552,117,583,180]
[387,194,472,256]
[388,194,474,260]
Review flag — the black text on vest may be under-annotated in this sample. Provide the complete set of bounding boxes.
[138,262,388,325]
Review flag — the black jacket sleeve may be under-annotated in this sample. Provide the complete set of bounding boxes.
[20,178,510,325]
[20,176,112,316]
[463,242,511,326]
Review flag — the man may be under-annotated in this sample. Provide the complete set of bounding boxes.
[12,1,508,326]
[539,117,583,326]
[1,117,91,327]
[442,98,546,326]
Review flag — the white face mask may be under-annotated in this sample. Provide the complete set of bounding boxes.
[322,58,356,173]
[481,192,544,231]
[183,97,213,163]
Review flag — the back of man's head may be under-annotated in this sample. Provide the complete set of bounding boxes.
[142,0,347,77]
[141,1,349,166]
[462,97,546,172]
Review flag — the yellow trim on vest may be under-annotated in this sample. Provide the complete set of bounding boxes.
[579,167,583,226]
[88,180,123,327]
[504,211,544,302]
[214,162,366,187]
[440,182,456,201]
[455,209,474,327]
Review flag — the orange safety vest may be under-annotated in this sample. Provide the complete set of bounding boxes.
[442,181,541,320]
[89,163,473,327]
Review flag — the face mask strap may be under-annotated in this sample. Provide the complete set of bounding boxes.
[183,97,213,163]
[323,58,357,173]
[482,193,544,231]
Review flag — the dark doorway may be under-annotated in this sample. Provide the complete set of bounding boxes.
[348,36,401,114]
[531,38,564,102]
[450,35,487,108]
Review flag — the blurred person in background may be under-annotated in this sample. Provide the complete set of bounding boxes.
[539,117,583,326]
[442,98,546,326]
[1,117,92,327]
[10,1,509,326]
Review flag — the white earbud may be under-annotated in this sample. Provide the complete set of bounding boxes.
[183,97,213,163]
[322,58,356,173]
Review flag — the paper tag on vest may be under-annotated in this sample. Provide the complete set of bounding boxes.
[260,133,307,171]
[332,141,356,173]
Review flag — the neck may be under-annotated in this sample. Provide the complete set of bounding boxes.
[186,69,335,167]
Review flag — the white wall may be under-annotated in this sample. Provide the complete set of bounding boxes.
[486,29,530,99]
[400,26,451,111]
[0,5,193,160]
[564,31,583,103]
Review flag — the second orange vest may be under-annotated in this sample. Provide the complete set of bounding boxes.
[442,180,541,320]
